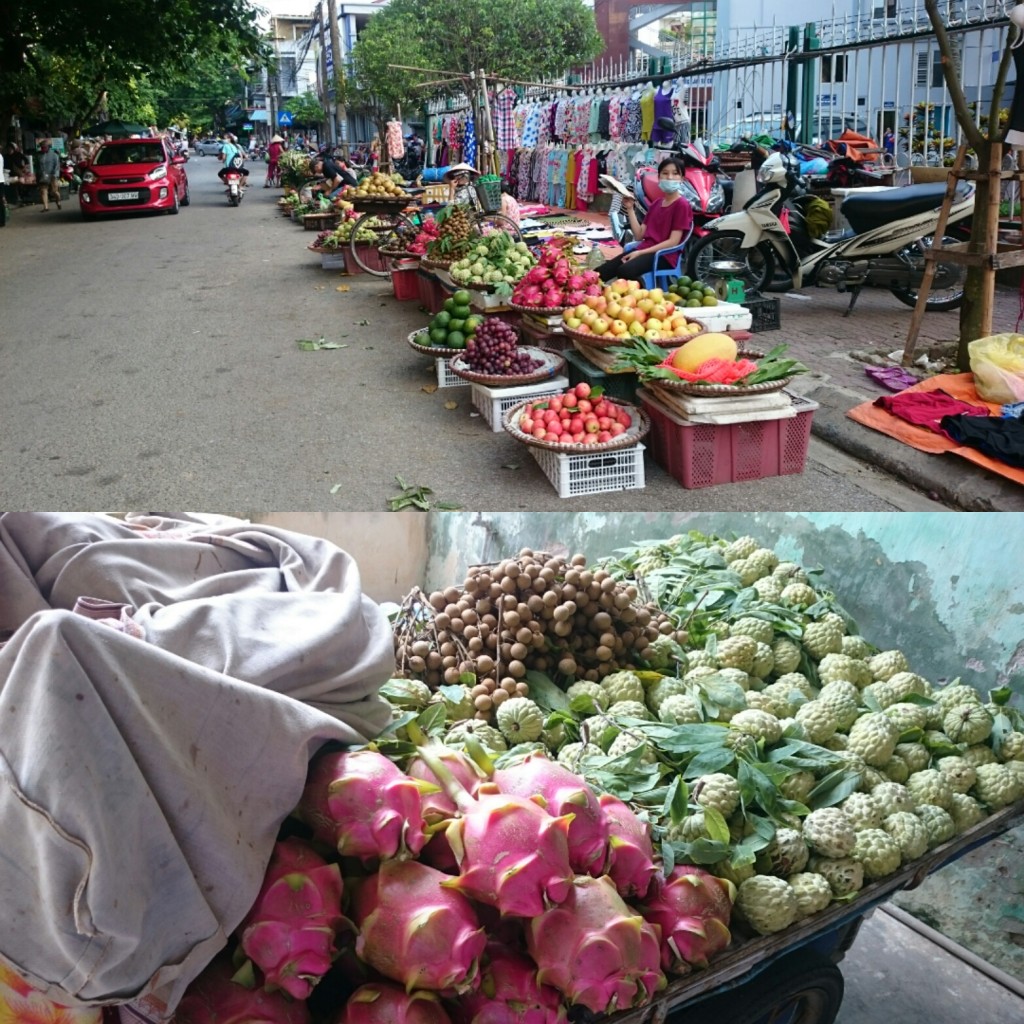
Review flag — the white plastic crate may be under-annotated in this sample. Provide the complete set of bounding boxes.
[684,301,753,333]
[529,443,646,498]
[471,376,568,432]
[435,357,469,389]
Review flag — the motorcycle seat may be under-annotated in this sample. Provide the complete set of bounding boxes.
[840,181,971,234]
[640,173,662,205]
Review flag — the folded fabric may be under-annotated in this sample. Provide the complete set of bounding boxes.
[0,513,394,1016]
[939,414,1024,467]
[873,389,989,437]
[865,365,920,392]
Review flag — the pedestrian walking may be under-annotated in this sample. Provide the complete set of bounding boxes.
[37,139,61,211]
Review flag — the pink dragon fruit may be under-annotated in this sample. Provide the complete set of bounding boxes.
[551,265,570,287]
[297,749,430,864]
[341,983,453,1024]
[566,274,588,292]
[636,866,735,972]
[523,266,551,286]
[406,746,488,825]
[447,941,567,1024]
[564,290,588,307]
[236,837,346,1000]
[584,283,603,297]
[517,285,546,307]
[174,953,311,1024]
[597,794,660,899]
[417,747,575,917]
[491,752,608,876]
[351,859,487,993]
[525,875,665,1015]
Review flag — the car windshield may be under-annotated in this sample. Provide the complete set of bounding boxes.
[96,144,165,165]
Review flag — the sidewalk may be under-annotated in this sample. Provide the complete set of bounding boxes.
[759,282,1024,511]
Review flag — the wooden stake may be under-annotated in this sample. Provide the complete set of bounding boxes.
[978,141,1003,338]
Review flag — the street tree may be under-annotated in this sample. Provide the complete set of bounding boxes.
[283,91,330,131]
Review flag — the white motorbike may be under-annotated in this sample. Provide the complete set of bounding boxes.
[686,150,975,314]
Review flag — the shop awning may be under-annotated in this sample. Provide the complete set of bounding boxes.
[249,110,269,122]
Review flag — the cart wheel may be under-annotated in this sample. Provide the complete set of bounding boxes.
[671,957,844,1024]
[473,211,523,242]
[349,210,417,276]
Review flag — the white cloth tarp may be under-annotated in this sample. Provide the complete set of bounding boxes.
[0,513,395,1016]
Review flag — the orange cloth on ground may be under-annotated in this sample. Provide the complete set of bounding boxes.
[846,372,1024,486]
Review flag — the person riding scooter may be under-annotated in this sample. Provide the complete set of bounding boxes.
[217,134,249,187]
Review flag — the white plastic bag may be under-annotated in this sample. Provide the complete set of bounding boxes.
[969,333,1024,403]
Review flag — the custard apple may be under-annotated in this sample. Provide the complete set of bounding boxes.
[771,638,803,675]
[929,685,983,728]
[773,561,809,584]
[961,744,998,769]
[713,860,757,887]
[686,649,719,671]
[863,681,904,710]
[787,872,833,918]
[906,769,954,811]
[760,828,809,876]
[999,730,1024,762]
[430,688,476,722]
[684,665,721,686]
[566,680,610,711]
[883,811,930,862]
[722,535,759,563]
[894,742,930,774]
[885,672,930,701]
[600,670,645,705]
[644,677,688,714]
[658,693,703,725]
[695,773,741,817]
[752,576,785,603]
[852,828,902,879]
[935,756,977,794]
[795,701,840,744]
[884,703,929,735]
[943,704,993,746]
[747,548,780,578]
[495,697,545,742]
[744,690,791,720]
[818,653,873,689]
[645,635,688,672]
[730,557,764,588]
[606,731,658,764]
[840,792,883,831]
[782,583,819,610]
[823,733,850,752]
[840,635,873,660]
[773,672,815,699]
[735,876,798,935]
[861,767,890,791]
[717,635,758,674]
[871,781,916,817]
[972,762,1024,810]
[715,666,753,692]
[762,680,806,715]
[751,642,776,679]
[808,855,864,897]
[948,792,986,832]
[609,699,654,722]
[444,721,508,751]
[729,616,775,645]
[866,650,909,682]
[848,712,900,767]
[817,681,861,732]
[882,756,910,784]
[802,808,857,859]
[730,708,783,745]
[556,741,604,767]
[801,620,843,660]
[666,810,711,843]
[914,803,956,847]
[779,770,816,804]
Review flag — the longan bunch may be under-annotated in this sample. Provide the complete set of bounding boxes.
[393,549,683,721]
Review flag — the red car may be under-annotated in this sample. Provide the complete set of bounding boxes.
[79,137,190,217]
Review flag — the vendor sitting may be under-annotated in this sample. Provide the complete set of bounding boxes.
[444,162,480,207]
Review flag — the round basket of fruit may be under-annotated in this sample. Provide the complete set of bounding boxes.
[415,290,488,353]
[407,328,466,359]
[450,345,566,387]
[503,384,650,453]
[559,321,705,350]
[507,246,604,316]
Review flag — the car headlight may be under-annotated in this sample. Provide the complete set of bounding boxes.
[707,183,725,212]
[148,165,167,181]
[82,171,96,183]
[757,165,774,183]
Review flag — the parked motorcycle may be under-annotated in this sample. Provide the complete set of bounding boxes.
[686,148,975,314]
[609,116,726,247]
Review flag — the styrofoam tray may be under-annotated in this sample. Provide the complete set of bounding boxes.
[683,301,753,333]
[647,386,794,416]
[641,386,799,426]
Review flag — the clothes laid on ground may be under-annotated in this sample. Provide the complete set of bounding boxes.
[0,513,394,1018]
[939,414,1024,467]
[873,389,989,437]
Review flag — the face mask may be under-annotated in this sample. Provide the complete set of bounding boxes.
[659,179,684,194]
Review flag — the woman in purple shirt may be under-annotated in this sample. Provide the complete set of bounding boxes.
[599,156,693,282]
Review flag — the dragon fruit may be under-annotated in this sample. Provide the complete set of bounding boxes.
[406,747,487,825]
[637,866,735,972]
[584,283,602,297]
[341,983,453,1024]
[523,266,551,286]
[351,859,487,994]
[567,274,588,292]
[525,875,665,1015]
[552,265,570,287]
[491,752,608,875]
[174,953,311,1024]
[447,941,568,1024]
[236,837,346,999]
[564,290,588,307]
[596,793,660,899]
[297,749,430,864]
[418,746,575,917]
[516,285,546,306]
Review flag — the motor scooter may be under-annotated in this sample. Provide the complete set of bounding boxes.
[224,167,245,206]
[686,148,975,314]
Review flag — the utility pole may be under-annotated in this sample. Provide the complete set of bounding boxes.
[327,0,348,156]
[317,2,332,146]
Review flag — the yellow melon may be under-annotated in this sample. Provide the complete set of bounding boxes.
[670,332,737,372]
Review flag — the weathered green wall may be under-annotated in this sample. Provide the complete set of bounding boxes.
[425,513,1024,697]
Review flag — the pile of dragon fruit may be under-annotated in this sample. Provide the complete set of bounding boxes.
[174,745,735,1024]
[510,240,604,310]
[406,216,441,256]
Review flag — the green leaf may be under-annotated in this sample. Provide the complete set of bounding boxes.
[676,837,730,864]
[730,831,773,866]
[807,769,863,809]
[861,689,883,714]
[989,686,1013,706]
[665,776,689,825]
[438,683,468,702]
[416,702,448,734]
[682,748,737,779]
[523,670,571,713]
[702,806,731,843]
[660,839,676,876]
[921,732,963,759]
[458,671,477,686]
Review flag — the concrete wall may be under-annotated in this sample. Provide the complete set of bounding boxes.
[424,512,1024,696]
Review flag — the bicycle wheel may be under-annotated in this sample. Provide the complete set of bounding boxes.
[349,210,417,276]
[473,211,523,242]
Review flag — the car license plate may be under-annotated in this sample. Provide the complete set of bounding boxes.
[109,190,140,201]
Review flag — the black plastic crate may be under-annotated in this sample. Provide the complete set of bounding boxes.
[742,295,781,332]
[563,348,639,403]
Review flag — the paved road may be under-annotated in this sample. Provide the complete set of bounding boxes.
[0,159,948,510]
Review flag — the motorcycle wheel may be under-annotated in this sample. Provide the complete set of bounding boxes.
[686,230,775,293]
[229,192,239,207]
[890,234,965,312]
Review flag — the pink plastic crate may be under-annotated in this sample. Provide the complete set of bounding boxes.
[638,387,817,489]
[391,266,420,301]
